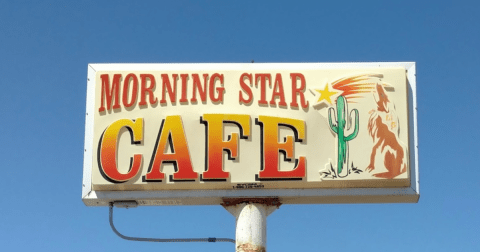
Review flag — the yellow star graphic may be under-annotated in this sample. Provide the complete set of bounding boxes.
[315,84,338,104]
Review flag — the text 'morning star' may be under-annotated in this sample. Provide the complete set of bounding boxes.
[315,84,339,105]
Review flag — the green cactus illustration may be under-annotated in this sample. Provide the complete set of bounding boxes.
[328,96,359,177]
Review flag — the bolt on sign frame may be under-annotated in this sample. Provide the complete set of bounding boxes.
[82,62,419,207]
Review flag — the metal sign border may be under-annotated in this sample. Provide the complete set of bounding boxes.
[82,62,419,206]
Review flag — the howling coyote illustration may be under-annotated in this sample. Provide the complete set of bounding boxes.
[366,84,408,179]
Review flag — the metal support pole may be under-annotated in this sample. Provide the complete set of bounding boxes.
[223,199,280,252]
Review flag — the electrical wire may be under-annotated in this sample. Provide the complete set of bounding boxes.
[108,203,235,244]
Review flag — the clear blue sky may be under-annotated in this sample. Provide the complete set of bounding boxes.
[1,1,478,251]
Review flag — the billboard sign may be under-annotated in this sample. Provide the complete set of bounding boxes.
[82,63,419,206]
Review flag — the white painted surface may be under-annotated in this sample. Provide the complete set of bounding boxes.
[82,65,96,198]
[225,203,277,251]
[82,62,419,206]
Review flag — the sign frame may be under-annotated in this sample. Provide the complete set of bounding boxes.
[82,62,419,206]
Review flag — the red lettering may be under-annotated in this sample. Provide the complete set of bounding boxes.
[179,74,189,103]
[122,74,138,108]
[99,74,121,112]
[209,73,225,103]
[146,116,197,181]
[239,73,253,104]
[191,74,208,103]
[139,74,157,106]
[201,114,251,180]
[160,74,177,104]
[255,74,271,105]
[99,119,143,182]
[290,73,309,109]
[257,116,306,179]
[269,73,287,106]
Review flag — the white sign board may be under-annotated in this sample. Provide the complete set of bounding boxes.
[82,62,419,206]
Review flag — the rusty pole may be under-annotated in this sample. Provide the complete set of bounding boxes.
[223,199,280,252]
